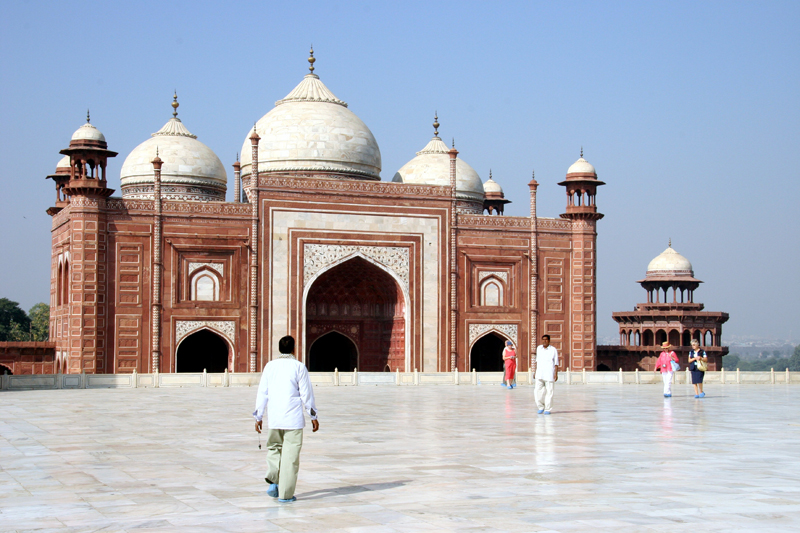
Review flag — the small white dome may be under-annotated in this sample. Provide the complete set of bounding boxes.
[56,155,71,170]
[483,174,503,194]
[647,245,693,274]
[392,136,484,202]
[567,156,596,175]
[71,122,106,143]
[240,73,381,179]
[120,117,226,200]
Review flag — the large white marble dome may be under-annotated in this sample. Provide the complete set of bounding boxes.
[240,69,381,180]
[392,134,485,210]
[120,112,227,202]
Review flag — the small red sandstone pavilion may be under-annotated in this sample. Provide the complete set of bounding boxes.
[597,242,729,371]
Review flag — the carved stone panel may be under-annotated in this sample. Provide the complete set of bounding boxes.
[468,323,518,346]
[176,320,235,346]
[303,244,409,292]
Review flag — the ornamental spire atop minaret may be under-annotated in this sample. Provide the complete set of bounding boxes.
[433,112,439,137]
[308,45,315,74]
[172,91,179,118]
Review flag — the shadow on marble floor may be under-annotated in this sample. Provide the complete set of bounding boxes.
[296,480,411,500]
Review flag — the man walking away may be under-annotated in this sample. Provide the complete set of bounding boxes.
[254,335,319,503]
[535,334,559,414]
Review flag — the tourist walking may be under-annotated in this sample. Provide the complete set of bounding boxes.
[254,335,319,503]
[502,341,517,389]
[534,335,559,414]
[688,339,707,398]
[654,341,679,398]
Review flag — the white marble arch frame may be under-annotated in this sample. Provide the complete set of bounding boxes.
[301,251,412,372]
[467,325,518,372]
[174,322,235,372]
[307,330,361,371]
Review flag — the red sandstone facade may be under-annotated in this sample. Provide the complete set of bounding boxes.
[42,59,606,376]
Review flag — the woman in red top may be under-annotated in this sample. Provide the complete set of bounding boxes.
[653,341,679,397]
[502,341,517,389]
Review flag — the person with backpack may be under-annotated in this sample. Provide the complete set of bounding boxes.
[688,339,708,398]
[654,341,679,398]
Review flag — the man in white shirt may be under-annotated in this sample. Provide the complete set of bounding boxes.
[534,334,559,415]
[254,335,319,503]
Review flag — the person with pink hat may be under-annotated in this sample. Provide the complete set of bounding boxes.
[654,341,679,397]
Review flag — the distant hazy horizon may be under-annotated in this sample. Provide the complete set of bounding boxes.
[1,1,797,342]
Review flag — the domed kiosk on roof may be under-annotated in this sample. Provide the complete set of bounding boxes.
[482,170,511,215]
[392,113,485,214]
[120,94,227,201]
[240,48,381,181]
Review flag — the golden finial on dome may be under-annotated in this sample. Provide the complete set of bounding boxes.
[86,109,91,123]
[580,146,583,158]
[172,91,179,118]
[669,237,672,248]
[308,45,316,73]
[433,112,439,137]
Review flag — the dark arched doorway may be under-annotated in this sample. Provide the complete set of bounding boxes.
[306,256,405,372]
[0,364,12,375]
[469,333,506,371]
[597,363,611,371]
[308,332,358,372]
[176,329,229,373]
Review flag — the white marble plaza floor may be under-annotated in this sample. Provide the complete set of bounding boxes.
[2,383,799,532]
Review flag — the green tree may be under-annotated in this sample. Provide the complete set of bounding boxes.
[789,345,800,372]
[28,303,49,342]
[0,298,30,341]
[723,353,741,370]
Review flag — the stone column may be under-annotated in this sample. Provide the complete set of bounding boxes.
[528,172,539,373]
[233,155,241,203]
[248,128,261,372]
[448,144,459,371]
[151,152,163,372]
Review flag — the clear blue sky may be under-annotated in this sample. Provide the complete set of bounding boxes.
[1,1,798,343]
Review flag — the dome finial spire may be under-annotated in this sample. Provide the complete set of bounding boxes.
[489,169,493,180]
[172,91,179,118]
[580,146,583,158]
[308,45,315,73]
[433,111,439,137]
[452,137,455,148]
[86,109,91,124]
[669,237,672,248]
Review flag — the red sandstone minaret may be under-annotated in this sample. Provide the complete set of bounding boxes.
[56,112,117,374]
[558,149,604,372]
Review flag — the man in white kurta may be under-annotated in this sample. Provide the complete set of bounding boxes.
[254,336,318,502]
[534,335,559,414]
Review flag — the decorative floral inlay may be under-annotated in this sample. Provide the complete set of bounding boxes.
[468,323,518,346]
[478,271,508,284]
[189,262,224,276]
[304,244,409,291]
[176,320,235,345]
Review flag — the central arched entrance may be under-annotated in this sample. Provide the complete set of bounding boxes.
[469,332,506,371]
[305,256,405,372]
[308,331,358,372]
[176,329,229,373]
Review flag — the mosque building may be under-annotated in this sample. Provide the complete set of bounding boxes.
[42,51,605,376]
[597,242,729,371]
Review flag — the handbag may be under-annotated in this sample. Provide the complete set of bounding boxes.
[696,352,708,372]
[670,359,680,372]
